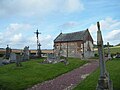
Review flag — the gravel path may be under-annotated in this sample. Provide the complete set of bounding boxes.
[27,60,99,90]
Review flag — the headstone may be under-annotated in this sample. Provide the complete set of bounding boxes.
[107,42,112,60]
[115,53,120,58]
[2,59,10,65]
[5,45,12,59]
[96,22,113,90]
[0,58,3,66]
[23,46,30,61]
[10,53,16,63]
[46,53,56,63]
[60,57,69,65]
[16,54,22,67]
[44,53,68,65]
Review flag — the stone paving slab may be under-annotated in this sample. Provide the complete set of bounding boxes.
[27,60,99,90]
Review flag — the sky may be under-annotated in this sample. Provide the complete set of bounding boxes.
[0,0,120,49]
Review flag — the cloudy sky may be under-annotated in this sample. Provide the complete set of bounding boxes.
[0,0,120,49]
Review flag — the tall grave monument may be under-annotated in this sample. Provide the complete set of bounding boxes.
[96,22,113,90]
[107,42,112,60]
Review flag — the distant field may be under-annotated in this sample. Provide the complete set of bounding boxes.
[0,58,87,90]
[104,46,120,54]
[74,58,120,90]
[94,46,120,55]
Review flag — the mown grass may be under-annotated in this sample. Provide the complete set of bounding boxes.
[74,58,120,90]
[0,58,87,90]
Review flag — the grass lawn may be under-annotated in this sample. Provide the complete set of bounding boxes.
[0,58,87,90]
[74,58,120,90]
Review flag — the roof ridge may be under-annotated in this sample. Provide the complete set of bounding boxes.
[62,30,87,35]
[54,29,89,42]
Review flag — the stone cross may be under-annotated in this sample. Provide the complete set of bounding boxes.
[97,22,106,77]
[107,42,112,60]
[5,45,12,59]
[96,22,113,90]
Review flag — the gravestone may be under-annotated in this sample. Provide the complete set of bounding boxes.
[46,53,57,63]
[96,22,113,90]
[23,46,30,61]
[107,42,112,60]
[16,54,22,67]
[60,57,69,65]
[5,45,12,59]
[0,58,3,66]
[10,53,16,63]
[115,52,120,58]
[44,53,68,65]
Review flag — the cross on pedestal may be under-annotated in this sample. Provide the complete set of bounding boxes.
[96,22,113,90]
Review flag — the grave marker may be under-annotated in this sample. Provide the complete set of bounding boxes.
[10,53,16,63]
[16,54,22,67]
[5,45,12,59]
[0,58,3,66]
[107,42,112,60]
[23,46,30,61]
[96,22,113,90]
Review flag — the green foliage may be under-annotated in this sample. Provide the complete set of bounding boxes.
[104,44,114,48]
[116,43,120,46]
[74,58,120,90]
[0,58,87,90]
[0,54,4,57]
[94,53,99,57]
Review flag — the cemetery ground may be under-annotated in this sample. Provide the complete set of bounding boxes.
[74,58,120,90]
[0,58,87,90]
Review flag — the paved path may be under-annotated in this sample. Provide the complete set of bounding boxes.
[27,60,99,90]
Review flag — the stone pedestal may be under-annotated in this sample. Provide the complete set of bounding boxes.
[96,74,113,90]
[108,54,112,60]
